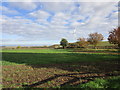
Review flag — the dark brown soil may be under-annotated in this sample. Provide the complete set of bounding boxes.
[2,61,120,88]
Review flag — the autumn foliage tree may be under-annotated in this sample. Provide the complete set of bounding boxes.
[60,38,68,49]
[76,38,89,48]
[108,27,120,48]
[68,43,78,48]
[87,32,104,48]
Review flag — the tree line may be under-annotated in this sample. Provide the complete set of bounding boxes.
[60,26,120,49]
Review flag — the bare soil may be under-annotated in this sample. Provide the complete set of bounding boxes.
[2,61,120,88]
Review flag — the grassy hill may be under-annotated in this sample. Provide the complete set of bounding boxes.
[89,41,115,46]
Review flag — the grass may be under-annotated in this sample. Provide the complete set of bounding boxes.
[2,48,119,54]
[76,76,120,88]
[88,41,115,46]
[2,49,119,65]
[5,77,13,81]
[1,49,72,53]
[97,41,115,46]
[73,48,119,53]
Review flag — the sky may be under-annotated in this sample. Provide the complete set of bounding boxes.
[0,1,119,46]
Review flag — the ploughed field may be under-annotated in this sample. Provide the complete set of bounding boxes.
[1,48,120,88]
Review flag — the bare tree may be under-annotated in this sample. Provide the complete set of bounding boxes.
[108,27,120,48]
[87,32,104,48]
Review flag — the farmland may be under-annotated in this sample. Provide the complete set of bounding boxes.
[2,1,120,89]
[1,48,120,88]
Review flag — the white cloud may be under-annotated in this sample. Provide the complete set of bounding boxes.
[29,10,50,19]
[40,2,74,12]
[7,2,37,10]
[1,2,119,45]
[0,6,19,15]
[69,2,118,39]
[29,10,51,24]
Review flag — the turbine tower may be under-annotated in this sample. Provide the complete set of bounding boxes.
[73,27,77,41]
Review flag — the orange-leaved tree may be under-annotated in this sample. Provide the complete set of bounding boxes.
[108,27,120,48]
[76,38,89,48]
[87,32,104,48]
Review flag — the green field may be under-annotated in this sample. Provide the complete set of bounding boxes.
[1,48,120,88]
[2,48,71,53]
[2,48,120,65]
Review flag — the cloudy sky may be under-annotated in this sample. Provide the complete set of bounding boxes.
[1,1,119,46]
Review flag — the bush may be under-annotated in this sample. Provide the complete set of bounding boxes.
[16,46,21,49]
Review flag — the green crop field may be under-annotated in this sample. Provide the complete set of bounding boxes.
[1,48,120,88]
[1,49,120,65]
[2,48,71,53]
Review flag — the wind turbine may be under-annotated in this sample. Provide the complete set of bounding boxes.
[73,27,77,41]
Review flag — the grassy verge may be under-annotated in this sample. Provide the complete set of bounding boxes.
[62,76,120,88]
[73,48,119,53]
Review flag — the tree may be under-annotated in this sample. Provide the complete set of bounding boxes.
[76,38,89,48]
[108,27,120,48]
[87,32,104,48]
[60,38,68,49]
[17,46,21,49]
[68,43,78,48]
